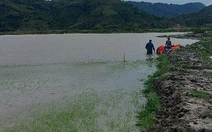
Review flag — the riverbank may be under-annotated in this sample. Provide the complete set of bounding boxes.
[138,33,212,131]
[0,28,205,35]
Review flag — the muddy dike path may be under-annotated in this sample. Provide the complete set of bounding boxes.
[146,35,212,131]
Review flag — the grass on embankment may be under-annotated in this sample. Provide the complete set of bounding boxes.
[136,54,173,131]
[137,36,212,131]
[136,54,182,131]
[188,90,212,99]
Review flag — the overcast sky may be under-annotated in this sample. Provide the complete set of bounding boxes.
[124,0,212,6]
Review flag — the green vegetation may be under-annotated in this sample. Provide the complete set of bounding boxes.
[1,0,212,33]
[136,55,174,131]
[137,53,179,131]
[198,38,212,57]
[128,2,205,18]
[136,57,170,131]
[0,27,204,35]
[0,0,168,33]
[172,5,212,27]
[187,37,212,68]
[3,89,140,132]
[192,28,207,34]
[4,92,101,132]
[188,90,212,99]
[137,31,212,131]
[136,92,161,130]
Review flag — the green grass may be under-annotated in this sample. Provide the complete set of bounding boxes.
[136,92,161,131]
[136,51,181,131]
[188,90,212,99]
[136,55,168,131]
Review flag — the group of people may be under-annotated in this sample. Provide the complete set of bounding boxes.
[145,37,172,54]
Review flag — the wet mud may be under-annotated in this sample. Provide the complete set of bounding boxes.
[149,36,212,131]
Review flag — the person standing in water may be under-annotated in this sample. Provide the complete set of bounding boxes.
[145,39,155,54]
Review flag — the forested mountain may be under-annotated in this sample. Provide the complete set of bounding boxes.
[127,1,205,18]
[172,5,212,27]
[0,0,168,32]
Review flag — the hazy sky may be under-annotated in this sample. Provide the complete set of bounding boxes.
[124,0,212,6]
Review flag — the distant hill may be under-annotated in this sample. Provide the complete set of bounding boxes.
[127,1,205,18]
[0,0,168,32]
[171,5,212,27]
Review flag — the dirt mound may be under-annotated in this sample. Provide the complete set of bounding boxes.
[149,41,212,131]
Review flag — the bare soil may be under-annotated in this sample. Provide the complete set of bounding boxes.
[149,35,212,131]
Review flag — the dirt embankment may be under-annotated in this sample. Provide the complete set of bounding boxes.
[149,36,212,131]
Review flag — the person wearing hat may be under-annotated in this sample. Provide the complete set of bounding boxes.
[145,39,155,54]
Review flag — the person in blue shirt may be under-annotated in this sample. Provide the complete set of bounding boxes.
[145,39,155,54]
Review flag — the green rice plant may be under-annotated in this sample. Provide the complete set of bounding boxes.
[188,90,212,99]
[136,110,155,131]
[136,92,161,130]
[137,52,171,131]
[4,92,102,132]
[146,92,161,111]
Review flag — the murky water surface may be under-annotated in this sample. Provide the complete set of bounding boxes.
[0,33,197,131]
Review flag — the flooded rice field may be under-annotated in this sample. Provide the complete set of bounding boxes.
[0,33,197,131]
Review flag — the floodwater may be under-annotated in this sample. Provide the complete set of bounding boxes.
[0,33,197,131]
